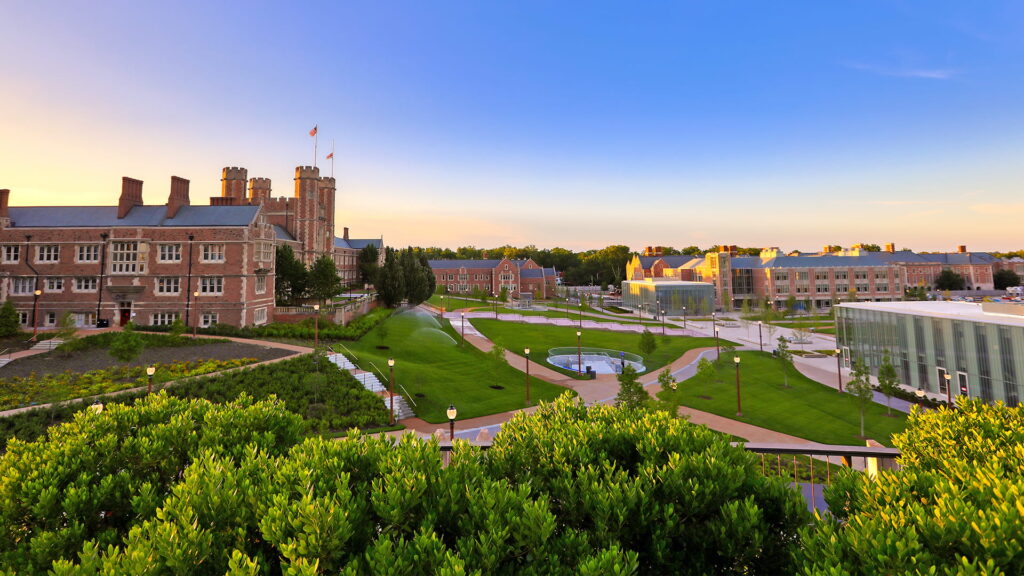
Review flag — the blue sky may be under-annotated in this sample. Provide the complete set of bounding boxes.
[2,1,1023,251]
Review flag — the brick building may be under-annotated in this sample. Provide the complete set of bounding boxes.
[0,165,381,329]
[428,258,558,298]
[627,244,1014,312]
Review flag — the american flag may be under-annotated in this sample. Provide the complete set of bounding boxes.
[309,125,318,137]
[326,152,334,160]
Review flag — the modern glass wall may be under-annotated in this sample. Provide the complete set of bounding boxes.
[836,306,1023,406]
[621,281,715,318]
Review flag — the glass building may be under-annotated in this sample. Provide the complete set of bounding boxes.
[621,280,716,318]
[836,301,1023,406]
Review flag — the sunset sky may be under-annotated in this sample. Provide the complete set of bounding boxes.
[2,1,1023,252]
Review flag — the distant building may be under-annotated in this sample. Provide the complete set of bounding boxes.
[620,279,715,317]
[0,166,381,329]
[836,300,1023,407]
[428,258,558,298]
[628,243,1011,311]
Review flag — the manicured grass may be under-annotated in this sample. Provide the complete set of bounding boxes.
[338,310,572,423]
[472,319,725,377]
[658,351,907,446]
[814,327,836,335]
[496,307,662,326]
[427,294,493,311]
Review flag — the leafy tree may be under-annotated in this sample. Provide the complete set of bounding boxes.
[307,254,343,304]
[418,254,436,299]
[274,245,307,305]
[375,321,389,346]
[109,323,144,362]
[776,336,792,388]
[0,301,20,337]
[903,285,927,301]
[935,269,966,291]
[994,268,1021,290]
[799,399,1024,575]
[696,357,718,385]
[168,316,186,337]
[358,243,380,286]
[638,328,657,355]
[498,286,509,302]
[876,351,900,416]
[857,243,882,252]
[785,295,797,316]
[398,248,429,305]
[614,365,648,410]
[376,249,406,308]
[803,298,814,315]
[846,358,874,438]
[488,343,507,366]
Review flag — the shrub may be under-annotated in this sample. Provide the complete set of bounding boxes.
[0,301,19,338]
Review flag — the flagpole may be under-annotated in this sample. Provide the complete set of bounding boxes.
[330,140,335,178]
[313,128,318,168]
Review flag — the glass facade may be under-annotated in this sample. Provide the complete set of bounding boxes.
[621,281,715,317]
[836,304,1024,406]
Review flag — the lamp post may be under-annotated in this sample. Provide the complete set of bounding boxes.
[944,372,952,406]
[758,321,763,352]
[834,348,843,393]
[185,234,194,328]
[440,295,445,315]
[734,356,742,417]
[388,358,396,425]
[714,327,720,358]
[460,312,465,346]
[31,289,42,339]
[579,303,583,328]
[661,309,666,335]
[682,306,686,328]
[96,232,108,325]
[192,291,200,337]
[146,365,156,394]
[524,348,531,405]
[447,403,457,441]
[313,304,320,349]
[620,351,625,371]
[576,330,583,375]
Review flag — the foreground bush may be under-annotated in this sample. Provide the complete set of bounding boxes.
[1,396,810,575]
[799,398,1024,575]
[143,307,393,342]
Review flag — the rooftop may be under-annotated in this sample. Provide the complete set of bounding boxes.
[837,301,1024,327]
[8,205,260,228]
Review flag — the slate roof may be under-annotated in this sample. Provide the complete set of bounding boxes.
[428,259,503,269]
[8,205,259,228]
[334,237,382,250]
[273,225,295,241]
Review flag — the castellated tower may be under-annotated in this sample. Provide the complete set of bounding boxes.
[248,177,272,202]
[221,167,248,203]
[292,166,336,264]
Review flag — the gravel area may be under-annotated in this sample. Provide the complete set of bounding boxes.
[0,341,296,379]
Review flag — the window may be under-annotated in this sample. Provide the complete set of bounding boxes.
[796,271,809,281]
[200,312,219,327]
[255,275,267,294]
[2,245,19,263]
[18,311,29,325]
[854,270,868,280]
[834,271,848,280]
[775,284,789,294]
[773,271,789,281]
[111,241,144,274]
[254,307,268,325]
[816,284,829,293]
[77,245,100,262]
[45,277,63,292]
[814,271,829,281]
[11,277,34,294]
[202,244,225,262]
[200,276,224,295]
[256,241,273,262]
[74,277,98,292]
[45,312,56,326]
[36,245,60,263]
[156,277,180,295]
[151,313,180,326]
[158,243,182,263]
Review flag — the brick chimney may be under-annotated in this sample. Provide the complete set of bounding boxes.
[118,177,144,218]
[166,176,190,218]
[0,189,9,219]
[957,245,967,253]
[221,167,247,203]
[343,226,349,240]
[884,243,895,253]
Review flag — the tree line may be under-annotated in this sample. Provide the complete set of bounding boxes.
[274,246,344,306]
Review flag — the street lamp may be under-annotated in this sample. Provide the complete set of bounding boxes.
[834,348,843,392]
[524,348,531,405]
[313,304,320,349]
[192,290,200,337]
[714,327,720,357]
[734,356,742,417]
[31,289,42,339]
[576,330,583,375]
[682,306,687,328]
[460,312,465,346]
[146,365,156,394]
[447,403,457,441]
[440,295,445,315]
[388,358,396,425]
[944,372,952,406]
[758,321,763,352]
[661,309,666,335]
[579,303,583,328]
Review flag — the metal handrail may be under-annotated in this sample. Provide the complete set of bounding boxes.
[398,384,417,407]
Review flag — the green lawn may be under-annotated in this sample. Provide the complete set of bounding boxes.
[658,351,907,446]
[427,294,494,311]
[337,309,572,423]
[472,319,725,378]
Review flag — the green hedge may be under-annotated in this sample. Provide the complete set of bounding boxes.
[55,331,226,354]
[140,307,393,342]
[0,354,389,450]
